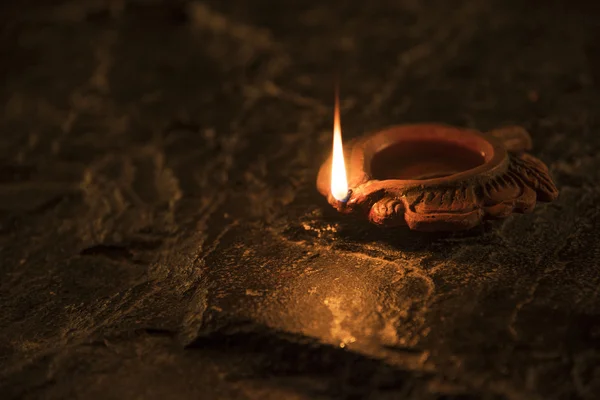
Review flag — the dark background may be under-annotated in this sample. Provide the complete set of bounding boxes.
[1,0,600,399]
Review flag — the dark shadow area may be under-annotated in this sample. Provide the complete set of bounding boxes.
[80,244,135,261]
[187,322,484,400]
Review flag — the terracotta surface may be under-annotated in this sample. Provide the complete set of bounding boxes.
[317,124,559,231]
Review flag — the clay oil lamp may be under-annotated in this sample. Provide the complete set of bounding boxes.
[317,94,559,232]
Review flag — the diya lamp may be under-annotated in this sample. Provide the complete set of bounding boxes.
[317,92,559,232]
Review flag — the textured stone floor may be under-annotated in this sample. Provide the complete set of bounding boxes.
[1,0,600,399]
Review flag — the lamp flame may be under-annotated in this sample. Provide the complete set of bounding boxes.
[331,88,349,201]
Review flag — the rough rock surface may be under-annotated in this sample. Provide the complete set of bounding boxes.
[1,0,600,399]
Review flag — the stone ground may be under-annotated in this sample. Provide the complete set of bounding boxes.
[1,0,600,399]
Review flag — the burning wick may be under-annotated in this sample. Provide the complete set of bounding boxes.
[331,88,350,203]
